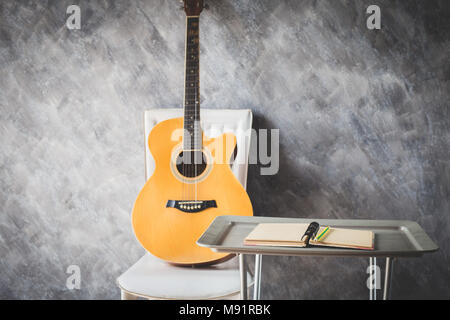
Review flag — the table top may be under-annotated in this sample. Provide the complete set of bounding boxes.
[197,216,439,258]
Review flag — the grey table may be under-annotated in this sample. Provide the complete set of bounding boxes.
[197,216,438,300]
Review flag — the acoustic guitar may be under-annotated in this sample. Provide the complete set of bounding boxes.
[131,0,253,265]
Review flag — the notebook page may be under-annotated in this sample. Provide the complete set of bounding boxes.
[244,223,309,245]
[310,227,373,249]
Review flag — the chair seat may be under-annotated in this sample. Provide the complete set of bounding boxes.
[117,253,252,299]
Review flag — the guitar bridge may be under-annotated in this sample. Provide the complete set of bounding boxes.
[166,200,217,213]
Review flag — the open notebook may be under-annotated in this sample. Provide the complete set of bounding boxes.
[244,223,374,250]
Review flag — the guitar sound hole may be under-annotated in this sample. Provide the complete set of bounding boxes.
[176,151,207,178]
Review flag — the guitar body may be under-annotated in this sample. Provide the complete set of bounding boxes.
[132,117,253,265]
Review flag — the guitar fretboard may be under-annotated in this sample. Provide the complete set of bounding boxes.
[184,16,201,150]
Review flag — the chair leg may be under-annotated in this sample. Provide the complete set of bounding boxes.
[383,257,394,300]
[369,257,378,300]
[121,290,138,300]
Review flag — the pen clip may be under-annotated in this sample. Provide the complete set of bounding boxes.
[301,222,319,246]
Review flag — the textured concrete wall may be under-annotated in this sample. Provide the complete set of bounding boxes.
[0,0,449,299]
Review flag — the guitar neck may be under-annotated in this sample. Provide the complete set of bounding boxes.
[183,16,201,150]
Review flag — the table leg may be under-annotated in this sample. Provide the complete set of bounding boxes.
[383,257,394,300]
[239,254,248,300]
[369,257,377,300]
[253,254,262,300]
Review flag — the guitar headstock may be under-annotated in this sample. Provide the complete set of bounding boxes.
[182,0,204,16]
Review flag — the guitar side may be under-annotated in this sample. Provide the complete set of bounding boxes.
[131,117,253,265]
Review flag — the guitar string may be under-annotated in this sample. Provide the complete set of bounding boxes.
[183,16,188,203]
[196,16,200,203]
[188,17,193,203]
[195,30,198,203]
[192,16,198,203]
[183,17,186,203]
[183,17,200,204]
[192,16,197,203]
[196,17,200,203]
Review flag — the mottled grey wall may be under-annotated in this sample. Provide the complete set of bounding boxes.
[0,0,449,299]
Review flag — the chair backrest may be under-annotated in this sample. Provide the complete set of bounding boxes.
[144,109,253,189]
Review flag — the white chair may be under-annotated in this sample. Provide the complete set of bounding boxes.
[117,108,254,300]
